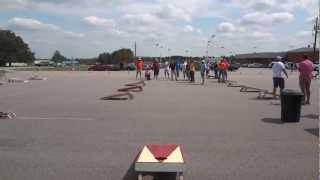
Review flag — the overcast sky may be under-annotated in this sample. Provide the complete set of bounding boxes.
[0,0,318,58]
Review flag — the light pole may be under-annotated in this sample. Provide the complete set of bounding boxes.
[206,34,215,61]
[185,50,189,60]
[168,48,171,62]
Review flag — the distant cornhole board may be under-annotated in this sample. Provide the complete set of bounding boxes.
[125,81,146,87]
[29,76,47,80]
[0,112,16,119]
[135,144,186,180]
[8,78,29,83]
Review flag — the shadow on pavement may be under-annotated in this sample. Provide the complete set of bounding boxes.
[122,161,136,180]
[270,102,281,106]
[249,97,278,101]
[122,161,177,180]
[304,128,319,137]
[261,118,284,124]
[301,114,319,120]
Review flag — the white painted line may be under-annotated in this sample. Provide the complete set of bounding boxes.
[17,117,95,121]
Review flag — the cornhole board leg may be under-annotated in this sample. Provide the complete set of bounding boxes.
[135,144,186,180]
[177,172,183,180]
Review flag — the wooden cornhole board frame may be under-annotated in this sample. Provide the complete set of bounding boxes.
[135,144,186,180]
[240,86,266,93]
[258,91,280,99]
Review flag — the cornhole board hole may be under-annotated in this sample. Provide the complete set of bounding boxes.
[227,82,245,88]
[135,144,186,180]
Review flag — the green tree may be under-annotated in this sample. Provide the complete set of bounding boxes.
[51,50,67,63]
[0,30,35,67]
[97,52,112,64]
[111,48,133,64]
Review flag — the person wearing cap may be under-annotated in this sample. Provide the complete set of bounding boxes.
[164,61,170,79]
[272,56,288,98]
[200,60,207,85]
[298,54,314,104]
[135,57,144,80]
[182,60,187,80]
[169,61,176,81]
[152,59,160,80]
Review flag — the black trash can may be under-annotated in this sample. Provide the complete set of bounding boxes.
[281,89,304,122]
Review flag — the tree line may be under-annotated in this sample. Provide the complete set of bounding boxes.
[0,30,135,66]
[0,30,35,67]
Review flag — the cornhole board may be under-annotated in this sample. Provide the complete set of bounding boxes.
[258,91,279,99]
[227,82,245,88]
[0,112,16,119]
[240,86,266,93]
[8,78,29,83]
[135,144,186,180]
[29,76,47,80]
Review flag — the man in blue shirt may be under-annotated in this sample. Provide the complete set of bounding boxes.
[200,60,207,85]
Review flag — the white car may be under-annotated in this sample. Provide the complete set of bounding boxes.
[248,63,264,68]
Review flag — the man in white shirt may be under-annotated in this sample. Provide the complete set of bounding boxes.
[272,56,288,97]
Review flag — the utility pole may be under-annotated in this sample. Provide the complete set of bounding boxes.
[134,41,137,57]
[313,17,318,62]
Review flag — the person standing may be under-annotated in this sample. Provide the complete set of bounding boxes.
[152,59,160,80]
[200,60,207,85]
[298,55,314,104]
[164,61,170,79]
[213,62,219,79]
[135,57,144,80]
[218,60,227,83]
[186,61,191,81]
[175,61,181,80]
[182,61,187,80]
[190,61,196,82]
[169,61,176,81]
[272,56,288,98]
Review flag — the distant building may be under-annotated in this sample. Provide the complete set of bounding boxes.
[287,47,319,63]
[234,52,286,65]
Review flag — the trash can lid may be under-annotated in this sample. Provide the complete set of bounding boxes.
[282,89,304,96]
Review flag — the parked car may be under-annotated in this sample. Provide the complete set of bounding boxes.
[88,64,112,71]
[229,63,240,71]
[285,62,297,70]
[241,63,249,67]
[248,63,264,68]
[314,63,319,71]
[125,63,136,70]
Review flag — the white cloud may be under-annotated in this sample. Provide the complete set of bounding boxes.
[7,17,84,40]
[8,17,60,31]
[84,16,115,28]
[240,12,294,25]
[249,31,273,39]
[122,14,159,27]
[217,22,236,33]
[64,31,85,38]
[296,30,312,38]
[306,16,317,24]
[156,3,192,22]
[183,25,194,32]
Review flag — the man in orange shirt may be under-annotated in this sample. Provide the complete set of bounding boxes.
[135,57,144,80]
[189,61,196,82]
